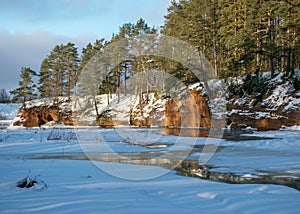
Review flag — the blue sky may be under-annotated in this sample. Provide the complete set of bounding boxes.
[0,0,171,92]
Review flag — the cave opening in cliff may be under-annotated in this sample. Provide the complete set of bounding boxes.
[47,115,53,122]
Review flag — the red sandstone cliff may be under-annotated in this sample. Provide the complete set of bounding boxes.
[12,76,300,131]
[13,106,73,127]
[165,90,211,128]
[13,98,73,128]
[13,93,300,130]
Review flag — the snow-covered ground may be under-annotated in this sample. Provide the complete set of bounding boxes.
[0,104,21,120]
[0,103,21,129]
[0,127,299,213]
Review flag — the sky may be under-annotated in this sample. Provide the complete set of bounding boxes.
[0,0,171,93]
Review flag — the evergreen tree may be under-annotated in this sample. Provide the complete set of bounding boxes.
[77,39,106,116]
[63,42,79,100]
[38,58,53,98]
[162,0,300,81]
[279,0,300,77]
[49,44,65,100]
[10,67,37,103]
[38,43,79,101]
[162,0,219,82]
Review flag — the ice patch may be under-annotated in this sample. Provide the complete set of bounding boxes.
[197,192,217,199]
[280,125,300,131]
[249,186,269,194]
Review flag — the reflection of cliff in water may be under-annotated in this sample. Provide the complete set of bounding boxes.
[30,152,300,191]
[165,128,210,137]
[164,127,275,141]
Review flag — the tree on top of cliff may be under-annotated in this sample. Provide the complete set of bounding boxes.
[10,67,37,103]
[38,58,53,99]
[64,42,80,100]
[38,43,79,102]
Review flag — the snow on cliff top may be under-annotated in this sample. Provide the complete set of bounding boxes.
[228,69,300,112]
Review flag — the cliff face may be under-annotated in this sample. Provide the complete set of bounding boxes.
[165,90,211,128]
[228,103,300,131]
[13,93,300,130]
[13,106,73,127]
[12,72,300,131]
[226,70,300,131]
[13,98,73,128]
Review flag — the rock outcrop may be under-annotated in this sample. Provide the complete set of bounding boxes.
[13,98,73,127]
[228,104,300,131]
[13,93,300,131]
[13,106,73,127]
[165,90,211,128]
[12,73,300,131]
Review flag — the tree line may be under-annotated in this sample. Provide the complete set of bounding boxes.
[162,0,300,79]
[11,0,300,103]
[11,18,158,103]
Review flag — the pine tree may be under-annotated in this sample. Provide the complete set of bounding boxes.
[77,39,106,116]
[38,58,53,98]
[48,44,66,100]
[63,42,79,100]
[10,67,37,103]
[279,0,300,76]
[38,43,79,101]
[162,0,220,82]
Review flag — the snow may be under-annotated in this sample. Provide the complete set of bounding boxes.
[0,128,300,213]
[11,69,300,131]
[237,111,287,119]
[283,97,300,112]
[0,103,21,120]
[262,83,293,110]
[280,125,300,131]
[2,158,298,214]
[208,97,227,119]
[0,104,22,129]
[33,93,164,126]
[2,70,300,212]
[227,70,300,113]
[233,97,251,107]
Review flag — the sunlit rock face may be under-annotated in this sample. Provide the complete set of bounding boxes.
[12,85,300,131]
[165,90,211,128]
[228,100,300,131]
[14,105,73,127]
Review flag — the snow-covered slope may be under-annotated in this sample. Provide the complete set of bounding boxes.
[11,92,168,128]
[228,70,300,112]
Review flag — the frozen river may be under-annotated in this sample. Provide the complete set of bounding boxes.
[0,127,299,213]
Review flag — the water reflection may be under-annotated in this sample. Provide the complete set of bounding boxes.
[29,152,300,191]
[164,127,275,141]
[164,128,210,137]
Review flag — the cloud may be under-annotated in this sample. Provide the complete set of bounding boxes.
[0,0,172,93]
[0,30,93,92]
